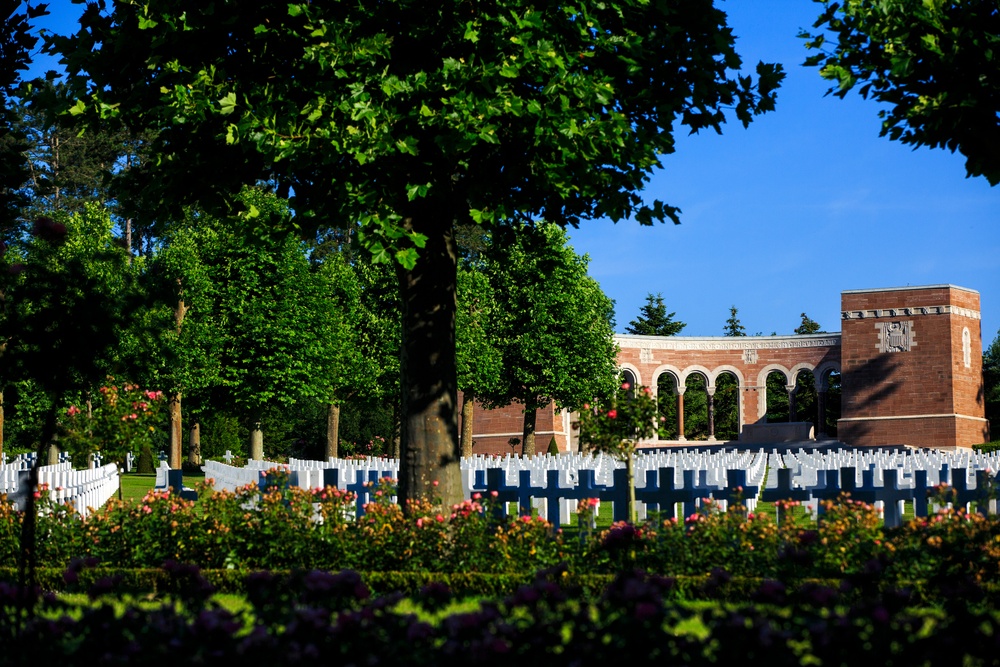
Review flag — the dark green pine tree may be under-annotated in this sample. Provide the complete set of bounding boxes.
[723,306,747,337]
[794,312,822,335]
[625,293,686,336]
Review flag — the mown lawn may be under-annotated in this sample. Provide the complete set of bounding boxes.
[119,470,205,503]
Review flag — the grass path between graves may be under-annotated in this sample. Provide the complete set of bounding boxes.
[119,471,205,504]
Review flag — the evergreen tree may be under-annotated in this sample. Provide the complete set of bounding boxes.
[723,306,747,337]
[625,293,686,336]
[794,313,822,335]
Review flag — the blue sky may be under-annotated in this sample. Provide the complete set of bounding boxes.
[25,0,1000,343]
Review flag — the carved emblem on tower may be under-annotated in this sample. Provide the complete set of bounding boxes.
[742,349,758,364]
[875,320,915,353]
[640,348,653,363]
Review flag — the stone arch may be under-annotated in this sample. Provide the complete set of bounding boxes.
[709,364,745,388]
[680,364,714,390]
[813,362,842,439]
[756,364,791,423]
[814,361,841,391]
[650,364,683,396]
[711,367,743,441]
[788,362,816,388]
[618,363,642,388]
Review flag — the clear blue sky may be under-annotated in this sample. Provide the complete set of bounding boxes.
[26,0,1000,343]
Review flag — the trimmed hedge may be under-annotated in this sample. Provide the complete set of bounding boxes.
[9,566,999,608]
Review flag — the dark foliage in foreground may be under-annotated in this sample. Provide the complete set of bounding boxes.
[0,563,998,666]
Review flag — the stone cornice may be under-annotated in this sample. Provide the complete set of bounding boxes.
[615,334,841,351]
[841,305,980,320]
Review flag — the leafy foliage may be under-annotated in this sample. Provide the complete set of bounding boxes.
[61,382,165,468]
[803,0,1000,184]
[476,223,619,453]
[0,1,47,232]
[794,312,821,335]
[47,0,783,505]
[985,328,1000,438]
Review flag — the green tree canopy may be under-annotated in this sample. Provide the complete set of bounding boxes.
[625,293,686,336]
[148,189,357,457]
[794,312,822,335]
[478,223,619,456]
[803,0,1000,185]
[48,0,782,506]
[984,328,1000,438]
[723,305,747,337]
[0,1,47,232]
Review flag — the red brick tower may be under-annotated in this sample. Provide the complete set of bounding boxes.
[839,285,988,449]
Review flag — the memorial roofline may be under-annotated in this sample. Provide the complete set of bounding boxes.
[842,284,978,295]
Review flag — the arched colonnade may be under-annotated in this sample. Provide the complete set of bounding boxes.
[615,334,842,444]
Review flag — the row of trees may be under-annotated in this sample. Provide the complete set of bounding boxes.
[625,294,824,337]
[2,0,994,513]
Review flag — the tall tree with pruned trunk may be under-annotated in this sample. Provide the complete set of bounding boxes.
[46,0,782,507]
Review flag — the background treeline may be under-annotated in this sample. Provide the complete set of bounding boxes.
[0,83,620,463]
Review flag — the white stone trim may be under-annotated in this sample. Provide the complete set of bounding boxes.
[813,362,841,390]
[756,364,791,421]
[788,362,817,385]
[616,334,841,351]
[650,365,683,394]
[841,305,980,320]
[710,365,746,387]
[680,364,714,389]
[618,363,642,388]
[839,414,988,423]
[842,284,979,295]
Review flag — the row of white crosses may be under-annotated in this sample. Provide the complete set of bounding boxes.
[0,461,120,518]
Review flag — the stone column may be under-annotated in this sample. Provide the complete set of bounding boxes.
[786,384,798,422]
[817,390,828,438]
[677,389,686,442]
[707,388,716,442]
[651,383,659,442]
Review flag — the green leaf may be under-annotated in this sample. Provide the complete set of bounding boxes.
[67,99,86,116]
[464,21,479,43]
[395,247,420,269]
[218,92,237,115]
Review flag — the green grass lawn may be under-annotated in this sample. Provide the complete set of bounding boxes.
[118,470,205,503]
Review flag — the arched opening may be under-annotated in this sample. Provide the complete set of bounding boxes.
[683,372,710,440]
[764,370,791,422]
[793,369,817,427]
[620,368,637,397]
[714,371,740,440]
[656,372,679,440]
[819,370,842,438]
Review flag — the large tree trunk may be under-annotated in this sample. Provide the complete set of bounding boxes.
[188,423,201,465]
[326,403,340,459]
[396,203,462,510]
[522,406,538,457]
[169,393,182,469]
[460,391,475,458]
[170,294,188,469]
[249,422,264,460]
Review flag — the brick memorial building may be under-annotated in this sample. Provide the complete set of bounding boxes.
[462,284,988,454]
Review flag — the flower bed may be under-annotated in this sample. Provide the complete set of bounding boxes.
[1,473,999,603]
